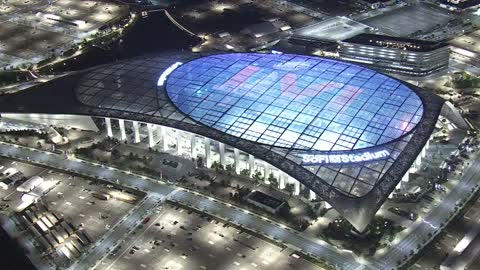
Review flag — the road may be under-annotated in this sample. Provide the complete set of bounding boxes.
[440,197,480,270]
[0,143,365,270]
[2,142,480,270]
[373,155,480,270]
[68,193,169,270]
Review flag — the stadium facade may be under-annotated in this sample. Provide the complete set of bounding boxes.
[0,52,451,231]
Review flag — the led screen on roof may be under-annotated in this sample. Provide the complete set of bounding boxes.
[165,53,423,151]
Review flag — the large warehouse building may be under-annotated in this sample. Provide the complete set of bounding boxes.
[0,52,458,231]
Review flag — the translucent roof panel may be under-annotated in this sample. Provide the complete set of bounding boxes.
[165,53,424,151]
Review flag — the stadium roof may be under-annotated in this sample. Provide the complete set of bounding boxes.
[166,53,423,151]
[0,52,444,231]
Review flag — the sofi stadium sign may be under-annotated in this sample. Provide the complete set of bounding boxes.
[301,150,390,165]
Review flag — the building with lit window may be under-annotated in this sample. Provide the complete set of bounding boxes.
[439,0,480,10]
[0,52,459,231]
[338,33,450,78]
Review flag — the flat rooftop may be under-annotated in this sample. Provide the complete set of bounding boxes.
[247,190,285,209]
[294,16,371,42]
[343,33,448,52]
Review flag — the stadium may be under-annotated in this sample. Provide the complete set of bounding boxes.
[0,52,459,231]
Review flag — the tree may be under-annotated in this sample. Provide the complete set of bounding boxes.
[220,178,231,187]
[305,204,316,219]
[111,149,121,160]
[211,161,224,174]
[240,169,250,176]
[278,203,291,219]
[268,173,278,188]
[225,164,235,175]
[253,170,263,184]
[295,218,310,231]
[196,156,204,168]
[284,183,294,194]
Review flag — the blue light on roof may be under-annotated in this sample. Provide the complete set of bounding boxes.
[165,53,423,151]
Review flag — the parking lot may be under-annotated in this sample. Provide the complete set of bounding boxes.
[450,30,480,54]
[98,203,323,270]
[0,0,128,68]
[173,0,320,51]
[0,157,46,205]
[0,157,142,259]
[41,171,140,241]
[412,197,480,269]
[0,21,72,65]
[361,3,455,37]
[294,16,370,41]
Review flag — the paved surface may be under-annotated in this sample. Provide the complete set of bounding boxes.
[170,191,361,270]
[99,203,324,270]
[440,198,480,270]
[361,3,454,37]
[2,142,480,270]
[0,143,364,270]
[373,155,480,270]
[68,192,177,270]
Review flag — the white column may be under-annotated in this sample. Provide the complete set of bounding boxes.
[279,174,286,189]
[162,127,168,151]
[133,121,140,143]
[191,134,196,158]
[234,148,240,174]
[219,142,225,166]
[156,125,162,139]
[415,154,421,167]
[105,117,113,138]
[309,190,317,200]
[248,154,255,175]
[118,119,126,141]
[402,172,409,183]
[147,123,155,148]
[205,137,211,168]
[264,163,270,184]
[293,180,300,196]
[176,130,182,155]
[395,181,402,190]
[421,145,427,158]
